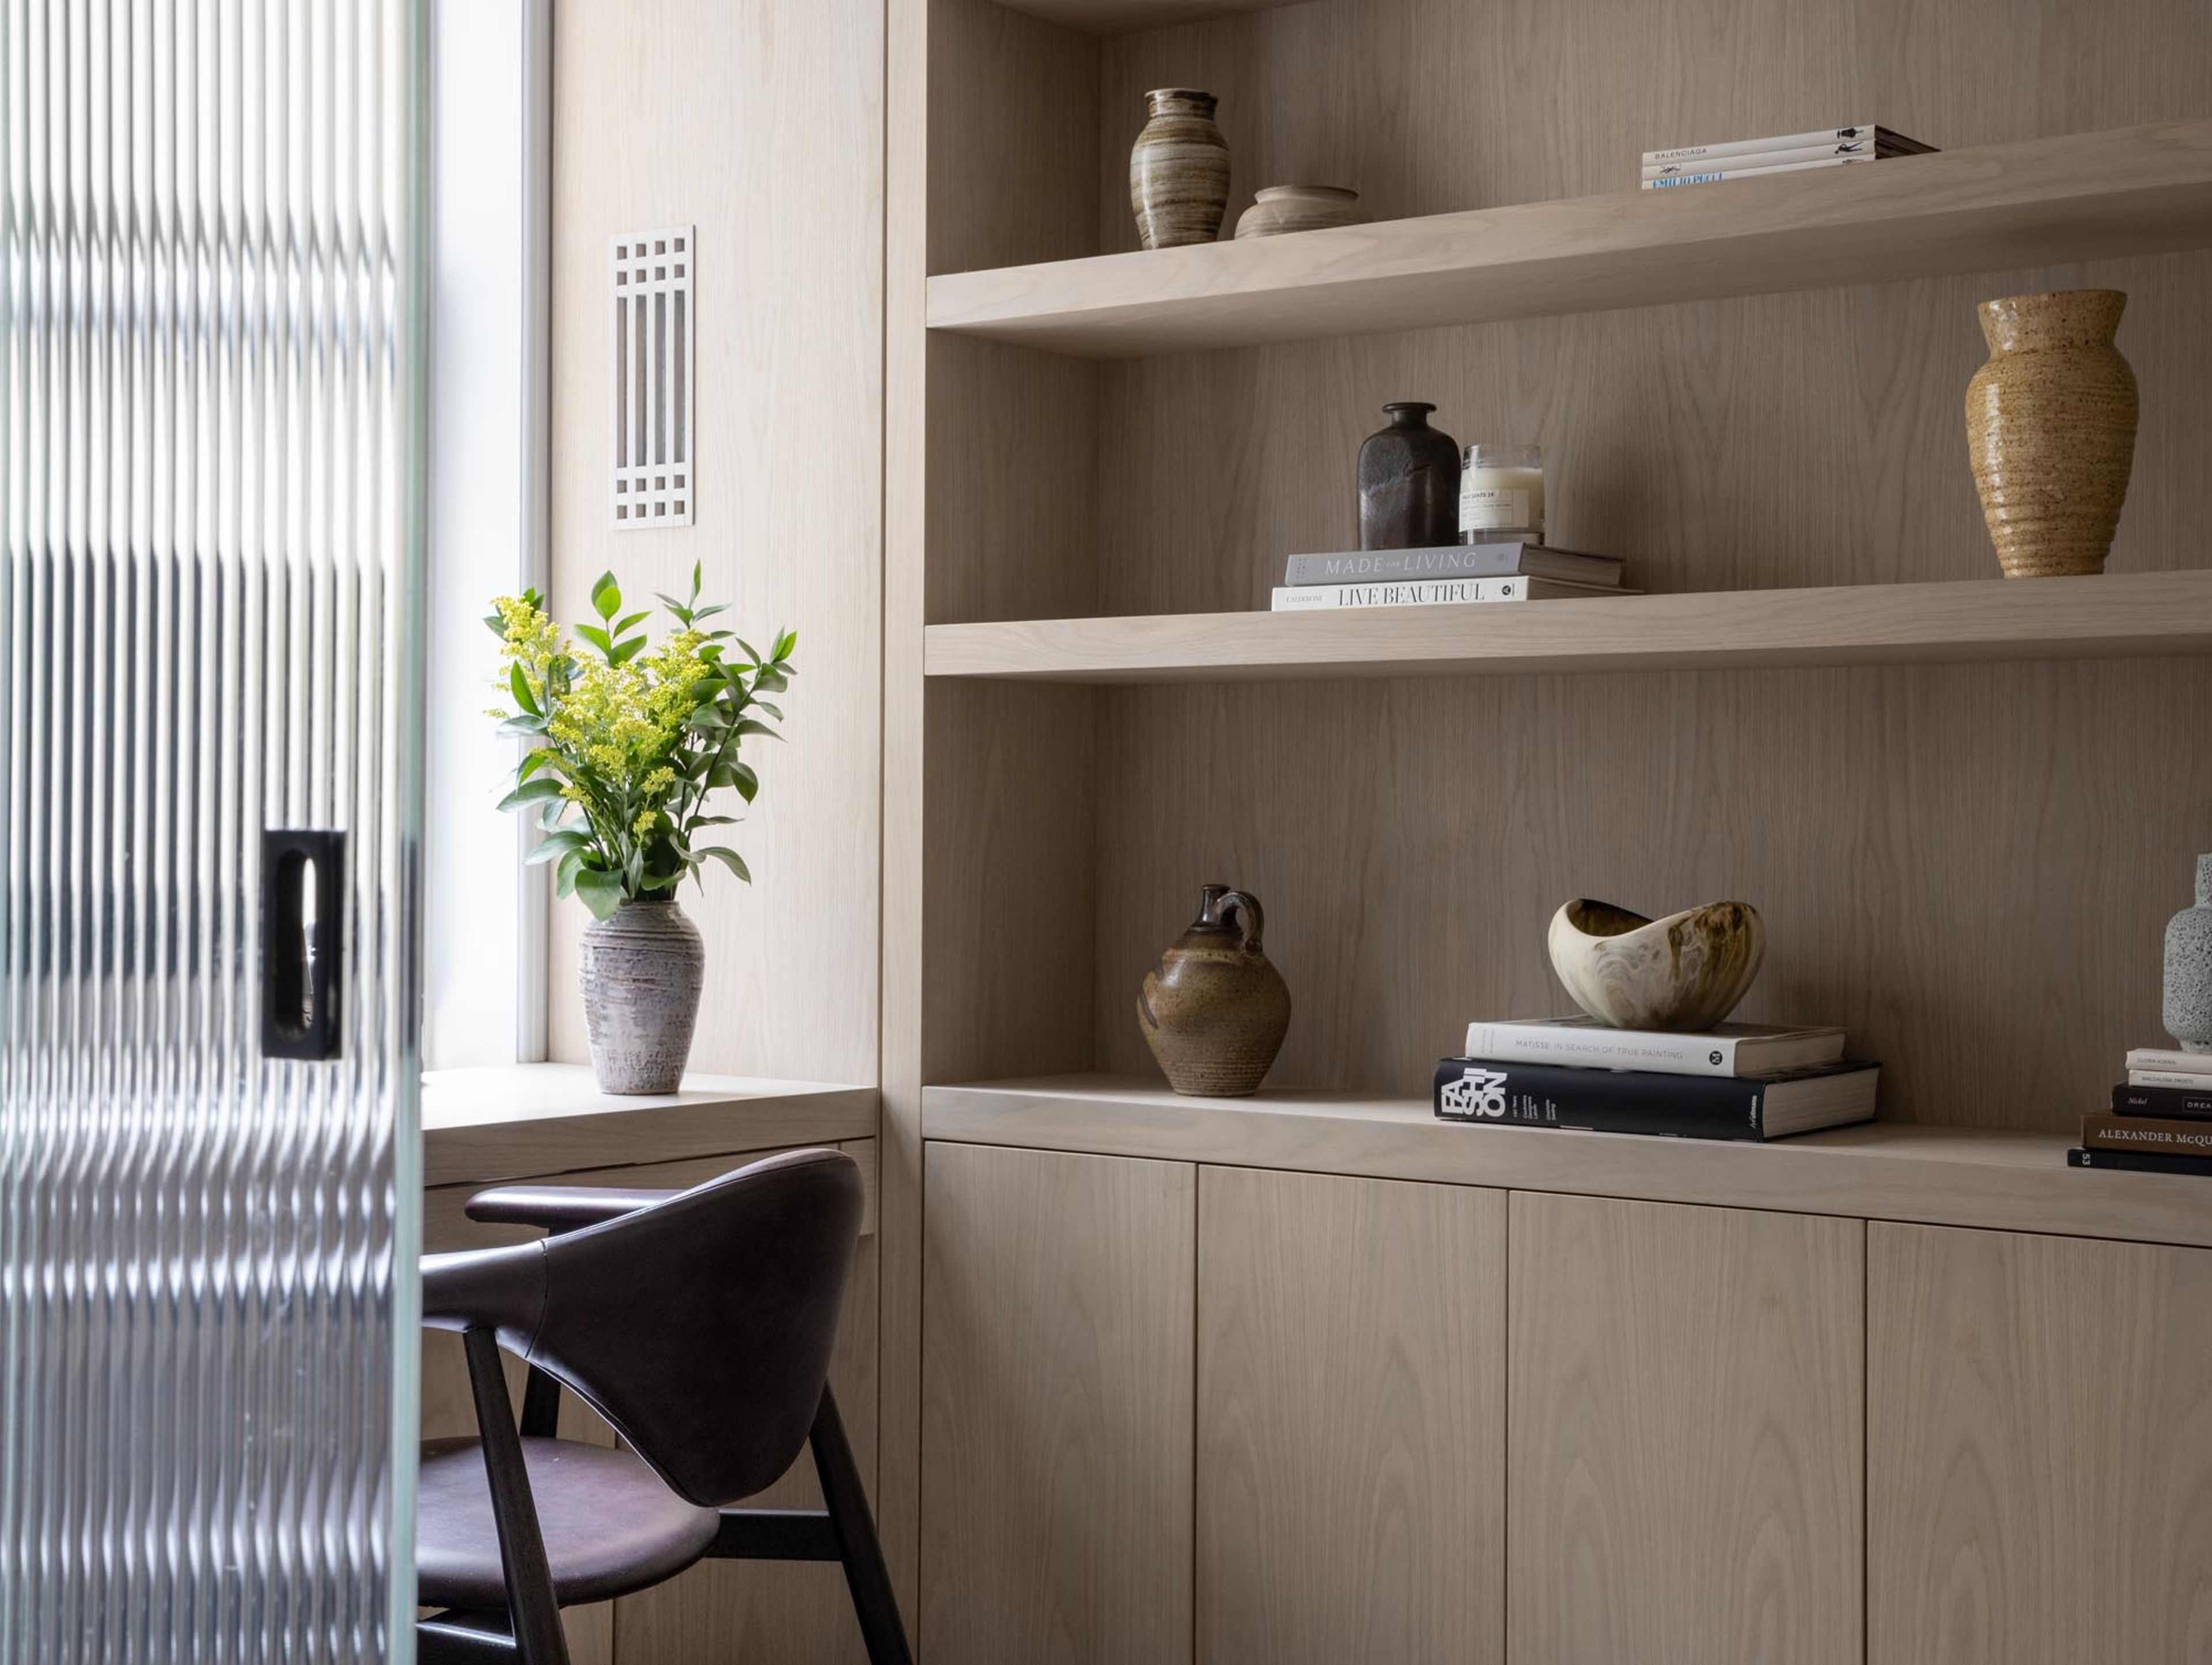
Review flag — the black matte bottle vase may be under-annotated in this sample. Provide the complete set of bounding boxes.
[1357,402,1461,550]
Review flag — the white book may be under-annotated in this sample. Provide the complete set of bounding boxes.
[1461,1017,1849,1079]
[2125,1047,2212,1074]
[1271,576,1631,611]
[1643,124,1933,164]
[2129,1069,2212,1088]
[1643,139,1899,180]
[1642,155,1882,188]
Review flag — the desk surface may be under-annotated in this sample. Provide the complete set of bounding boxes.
[422,1064,878,1189]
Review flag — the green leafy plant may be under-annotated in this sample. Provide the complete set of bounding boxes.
[486,565,796,921]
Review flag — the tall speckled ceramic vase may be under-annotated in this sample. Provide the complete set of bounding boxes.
[579,896,705,1094]
[1130,89,1229,250]
[1965,289,2138,578]
[2164,855,2212,1054]
[1137,885,1290,1097]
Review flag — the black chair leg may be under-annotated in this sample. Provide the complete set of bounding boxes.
[463,1327,571,1665]
[808,1387,913,1665]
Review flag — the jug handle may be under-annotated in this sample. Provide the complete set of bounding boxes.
[1215,889,1266,953]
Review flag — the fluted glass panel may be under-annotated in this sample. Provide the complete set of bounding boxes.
[0,2,425,1662]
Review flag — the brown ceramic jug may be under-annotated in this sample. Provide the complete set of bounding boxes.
[1137,885,1291,1097]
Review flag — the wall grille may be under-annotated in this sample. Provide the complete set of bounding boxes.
[611,226,695,528]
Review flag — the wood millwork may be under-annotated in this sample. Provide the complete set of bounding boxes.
[930,120,2212,355]
[992,0,1303,39]
[919,1142,1196,1663]
[1196,1168,1505,1664]
[1089,659,2212,1133]
[1868,1224,2212,1665]
[923,1075,2212,1250]
[882,0,2212,1652]
[925,569,2212,681]
[420,1066,876,1187]
[547,0,883,1087]
[1509,1194,1865,1665]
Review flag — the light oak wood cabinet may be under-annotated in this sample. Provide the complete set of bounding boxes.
[1869,1223,2212,1665]
[1508,1193,1866,1665]
[919,1142,1196,1663]
[1195,1167,1506,1665]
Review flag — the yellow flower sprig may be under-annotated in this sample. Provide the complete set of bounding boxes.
[485,563,797,919]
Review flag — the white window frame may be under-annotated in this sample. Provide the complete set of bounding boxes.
[422,0,553,1068]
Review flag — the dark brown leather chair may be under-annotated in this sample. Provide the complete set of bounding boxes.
[415,1148,911,1665]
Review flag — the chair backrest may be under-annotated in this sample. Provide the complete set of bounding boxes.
[522,1147,863,1508]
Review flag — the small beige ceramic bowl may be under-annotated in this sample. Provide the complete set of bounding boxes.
[1233,185,1370,239]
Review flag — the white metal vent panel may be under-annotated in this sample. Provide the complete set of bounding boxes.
[611,226,696,529]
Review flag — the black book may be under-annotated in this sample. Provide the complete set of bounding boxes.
[2112,1081,2212,1120]
[2067,1146,2212,1177]
[1433,1055,1880,1141]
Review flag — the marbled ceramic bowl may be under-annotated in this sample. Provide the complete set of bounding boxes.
[1233,185,1370,239]
[1546,899,1765,1031]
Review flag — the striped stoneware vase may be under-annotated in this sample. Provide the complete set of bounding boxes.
[1130,88,1230,250]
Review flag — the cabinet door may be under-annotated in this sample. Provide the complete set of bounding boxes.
[1196,1167,1505,1665]
[921,1142,1196,1664]
[1869,1223,2212,1665]
[1509,1193,1865,1665]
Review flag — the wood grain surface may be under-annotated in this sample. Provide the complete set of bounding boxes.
[1868,1223,2212,1665]
[1509,1193,1865,1665]
[1196,1167,1505,1664]
[933,123,2212,355]
[923,569,2212,681]
[922,1075,2212,1250]
[919,1142,1196,1663]
[1086,658,2212,1132]
[546,0,883,1087]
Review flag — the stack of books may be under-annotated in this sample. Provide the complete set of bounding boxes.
[1271,540,1633,612]
[1641,124,1937,189]
[2069,1046,2212,1175]
[1434,1016,1879,1141]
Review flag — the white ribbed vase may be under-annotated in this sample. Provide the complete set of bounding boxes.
[578,896,705,1094]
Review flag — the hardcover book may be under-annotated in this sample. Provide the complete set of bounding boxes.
[1643,125,1936,164]
[2111,1081,2212,1120]
[1460,1017,1846,1079]
[1433,1056,1879,1141]
[1282,542,1624,587]
[1643,156,1883,188]
[1270,575,1631,611]
[2124,1047,2212,1076]
[2128,1069,2212,1088]
[2081,1111,2212,1156]
[2067,1146,2212,1177]
[1641,138,1922,180]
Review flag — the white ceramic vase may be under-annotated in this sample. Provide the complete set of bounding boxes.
[578,896,705,1094]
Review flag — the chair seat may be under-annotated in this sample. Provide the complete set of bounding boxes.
[417,1436,719,1610]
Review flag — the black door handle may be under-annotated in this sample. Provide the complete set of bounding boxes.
[260,829,347,1061]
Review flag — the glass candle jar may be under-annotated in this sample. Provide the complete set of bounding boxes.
[1459,442,1545,543]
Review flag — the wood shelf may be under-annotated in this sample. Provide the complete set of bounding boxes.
[925,569,2212,684]
[926,120,2212,358]
[991,0,1300,33]
[421,1064,877,1188]
[924,1074,2212,1250]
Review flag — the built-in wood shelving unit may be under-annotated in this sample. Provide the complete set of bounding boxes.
[926,569,2212,683]
[924,1075,2212,1250]
[926,119,2212,357]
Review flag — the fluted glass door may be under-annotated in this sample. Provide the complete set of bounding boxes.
[0,3,426,1660]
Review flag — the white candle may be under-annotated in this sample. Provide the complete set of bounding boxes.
[1460,444,1545,541]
